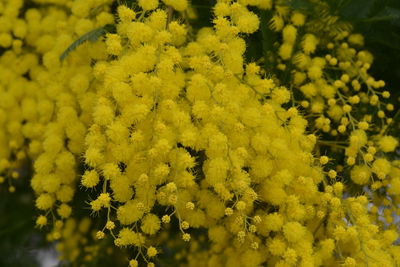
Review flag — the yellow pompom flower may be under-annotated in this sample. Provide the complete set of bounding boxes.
[372,158,391,179]
[291,12,306,26]
[302,34,318,54]
[283,222,306,243]
[319,156,329,165]
[235,12,260,34]
[342,257,357,267]
[117,200,145,225]
[138,0,159,11]
[57,204,72,218]
[279,43,293,60]
[81,170,99,188]
[378,136,398,153]
[97,193,111,208]
[147,246,158,257]
[129,260,139,267]
[36,193,55,210]
[118,228,142,246]
[268,237,286,256]
[350,165,371,185]
[348,34,364,46]
[182,233,191,242]
[36,215,48,227]
[263,213,283,232]
[118,5,136,22]
[283,25,297,44]
[141,214,161,235]
[105,33,122,56]
[162,0,188,12]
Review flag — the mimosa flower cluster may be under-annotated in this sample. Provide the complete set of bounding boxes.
[0,0,399,266]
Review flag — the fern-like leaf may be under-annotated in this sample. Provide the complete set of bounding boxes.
[60,24,115,61]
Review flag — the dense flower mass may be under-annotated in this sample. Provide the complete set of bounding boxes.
[0,0,399,266]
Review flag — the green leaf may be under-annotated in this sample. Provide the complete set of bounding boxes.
[285,0,315,13]
[365,6,400,24]
[325,0,353,13]
[338,0,376,20]
[258,9,278,74]
[386,109,400,136]
[60,24,115,61]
